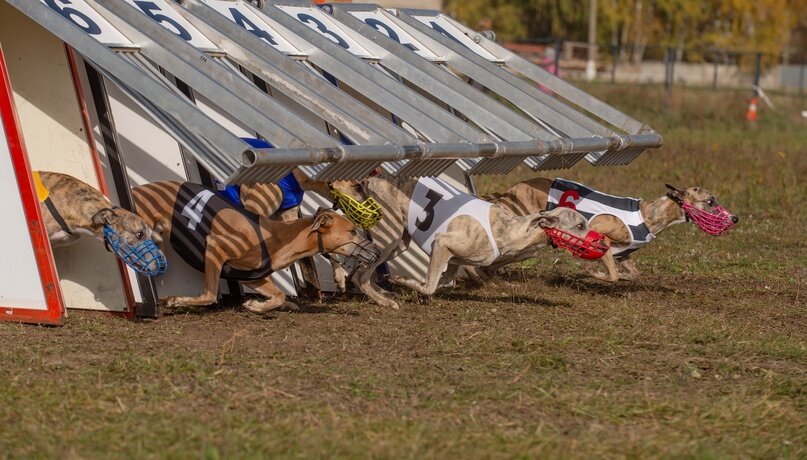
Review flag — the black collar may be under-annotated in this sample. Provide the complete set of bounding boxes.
[317,232,331,260]
[44,197,72,235]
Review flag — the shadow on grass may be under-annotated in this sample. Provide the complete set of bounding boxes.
[541,273,674,296]
[159,295,346,318]
[428,289,573,309]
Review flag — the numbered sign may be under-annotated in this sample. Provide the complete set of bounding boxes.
[39,0,133,46]
[123,0,217,50]
[277,6,373,59]
[411,14,496,61]
[348,10,438,60]
[202,0,300,55]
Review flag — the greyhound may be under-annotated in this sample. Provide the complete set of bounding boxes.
[132,181,379,313]
[34,171,166,275]
[484,177,739,282]
[330,174,603,309]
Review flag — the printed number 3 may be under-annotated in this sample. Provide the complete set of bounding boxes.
[415,189,443,232]
[297,13,349,49]
[182,190,215,231]
[44,0,102,35]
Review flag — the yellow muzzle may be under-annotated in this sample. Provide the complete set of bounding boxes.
[330,186,382,229]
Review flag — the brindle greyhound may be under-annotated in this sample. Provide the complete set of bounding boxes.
[484,177,738,282]
[35,171,157,249]
[132,181,379,312]
[330,174,598,309]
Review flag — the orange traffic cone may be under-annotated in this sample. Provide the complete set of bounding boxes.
[746,96,758,122]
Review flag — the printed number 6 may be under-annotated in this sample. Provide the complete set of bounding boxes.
[134,1,192,41]
[415,189,442,232]
[44,0,102,35]
[558,190,580,210]
[297,13,349,49]
[181,190,215,231]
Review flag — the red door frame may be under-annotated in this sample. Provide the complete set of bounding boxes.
[0,44,65,325]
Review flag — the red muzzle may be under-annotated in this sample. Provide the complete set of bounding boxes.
[682,203,736,236]
[544,228,609,260]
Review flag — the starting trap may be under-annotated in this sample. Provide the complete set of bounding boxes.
[0,0,661,324]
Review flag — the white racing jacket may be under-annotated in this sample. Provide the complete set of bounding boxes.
[407,177,500,259]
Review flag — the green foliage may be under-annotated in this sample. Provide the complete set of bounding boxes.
[444,0,807,59]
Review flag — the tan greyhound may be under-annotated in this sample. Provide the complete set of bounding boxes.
[132,181,379,312]
[330,173,600,309]
[484,177,739,282]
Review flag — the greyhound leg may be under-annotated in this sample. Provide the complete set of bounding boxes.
[355,242,401,309]
[585,248,619,283]
[618,257,641,281]
[331,260,348,292]
[164,236,229,307]
[242,276,297,313]
[391,235,456,296]
[437,264,461,288]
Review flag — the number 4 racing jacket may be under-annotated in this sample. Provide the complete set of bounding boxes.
[171,182,273,281]
[406,177,500,259]
[546,178,655,257]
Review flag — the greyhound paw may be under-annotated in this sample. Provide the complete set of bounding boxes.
[379,298,400,310]
[243,299,281,313]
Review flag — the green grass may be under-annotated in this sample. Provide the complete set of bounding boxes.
[1,84,806,459]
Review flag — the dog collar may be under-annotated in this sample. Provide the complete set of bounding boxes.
[34,172,73,235]
[317,231,332,260]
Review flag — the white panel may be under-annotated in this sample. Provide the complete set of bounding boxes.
[411,14,497,61]
[202,0,300,55]
[349,10,438,60]
[0,6,129,312]
[38,0,133,47]
[0,125,47,310]
[278,6,374,58]
[123,0,218,50]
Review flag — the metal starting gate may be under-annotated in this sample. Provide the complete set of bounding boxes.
[0,0,662,324]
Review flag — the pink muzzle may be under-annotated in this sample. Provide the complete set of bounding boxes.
[544,228,609,260]
[682,203,736,236]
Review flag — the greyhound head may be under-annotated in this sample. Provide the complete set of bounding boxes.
[665,185,738,236]
[310,208,380,265]
[531,207,608,259]
[93,207,167,275]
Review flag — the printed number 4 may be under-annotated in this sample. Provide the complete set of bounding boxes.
[415,189,442,232]
[182,190,215,231]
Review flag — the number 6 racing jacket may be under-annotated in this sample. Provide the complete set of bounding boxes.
[546,178,655,257]
[407,177,500,259]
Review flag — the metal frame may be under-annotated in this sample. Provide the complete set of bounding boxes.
[6,0,662,186]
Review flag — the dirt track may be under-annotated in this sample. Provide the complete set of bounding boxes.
[1,85,805,458]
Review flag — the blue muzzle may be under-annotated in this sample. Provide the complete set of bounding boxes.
[103,225,167,276]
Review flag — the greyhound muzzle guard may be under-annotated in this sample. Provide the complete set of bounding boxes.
[316,232,380,274]
[682,203,736,236]
[103,226,167,276]
[330,186,382,229]
[544,228,609,260]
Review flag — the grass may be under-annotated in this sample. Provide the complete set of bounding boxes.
[1,84,806,459]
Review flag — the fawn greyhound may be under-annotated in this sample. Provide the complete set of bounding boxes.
[484,177,738,282]
[330,174,604,309]
[132,181,379,312]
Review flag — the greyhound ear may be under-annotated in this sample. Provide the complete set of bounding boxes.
[665,184,685,203]
[529,210,558,230]
[311,210,335,233]
[91,208,116,226]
